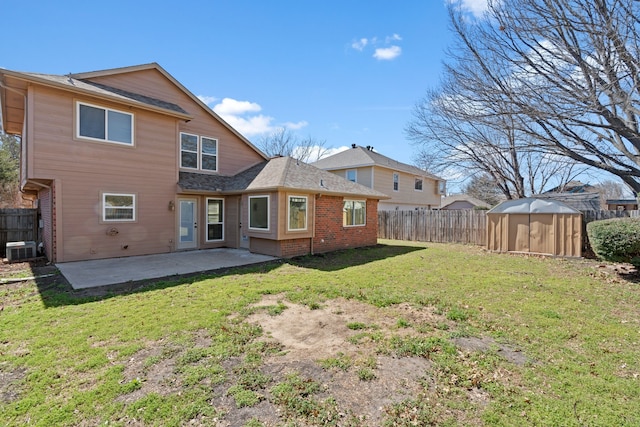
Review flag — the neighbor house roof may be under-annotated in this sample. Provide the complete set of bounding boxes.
[532,192,600,212]
[488,197,580,214]
[178,156,390,199]
[440,195,491,209]
[311,145,442,180]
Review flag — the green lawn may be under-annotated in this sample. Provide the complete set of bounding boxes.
[1,240,638,426]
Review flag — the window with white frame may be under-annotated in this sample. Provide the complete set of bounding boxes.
[346,170,357,182]
[180,132,218,171]
[343,199,366,226]
[77,102,133,145]
[206,198,224,241]
[288,196,307,231]
[249,195,269,230]
[103,193,135,221]
[414,178,423,191]
[393,173,399,191]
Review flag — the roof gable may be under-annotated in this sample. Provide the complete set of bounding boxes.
[178,157,389,199]
[311,145,442,180]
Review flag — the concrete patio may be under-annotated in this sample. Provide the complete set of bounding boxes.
[56,248,278,289]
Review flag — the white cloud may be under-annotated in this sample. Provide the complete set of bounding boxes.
[351,38,369,51]
[386,34,402,43]
[213,97,262,115]
[448,0,491,18]
[373,46,402,61]
[282,120,308,130]
[351,34,403,60]
[197,95,218,106]
[221,114,274,137]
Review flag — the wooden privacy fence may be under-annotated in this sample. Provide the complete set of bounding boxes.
[378,210,488,245]
[0,209,38,258]
[378,209,640,247]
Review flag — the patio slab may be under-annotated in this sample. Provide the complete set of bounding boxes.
[56,248,278,289]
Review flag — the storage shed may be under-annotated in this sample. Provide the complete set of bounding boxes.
[486,198,582,257]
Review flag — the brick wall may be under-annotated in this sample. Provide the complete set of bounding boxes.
[312,196,378,254]
[279,237,312,258]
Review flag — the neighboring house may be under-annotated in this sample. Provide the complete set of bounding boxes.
[440,195,491,210]
[532,192,601,212]
[605,199,638,211]
[311,144,445,211]
[0,63,387,262]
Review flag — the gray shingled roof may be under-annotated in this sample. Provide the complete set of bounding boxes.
[178,157,389,199]
[12,71,190,117]
[311,145,442,180]
[440,195,491,209]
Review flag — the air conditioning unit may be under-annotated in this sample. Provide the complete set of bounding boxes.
[6,241,37,262]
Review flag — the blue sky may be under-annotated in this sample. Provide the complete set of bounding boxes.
[1,0,490,168]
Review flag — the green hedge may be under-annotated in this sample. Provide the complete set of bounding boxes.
[586,217,640,266]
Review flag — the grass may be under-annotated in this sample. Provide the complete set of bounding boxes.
[1,240,639,426]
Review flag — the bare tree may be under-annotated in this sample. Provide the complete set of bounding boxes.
[440,0,640,199]
[258,127,330,163]
[406,88,586,199]
[463,174,504,205]
[0,133,20,207]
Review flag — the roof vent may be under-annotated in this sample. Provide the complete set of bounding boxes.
[351,144,357,149]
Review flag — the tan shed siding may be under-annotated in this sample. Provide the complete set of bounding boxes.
[86,68,265,175]
[29,86,178,261]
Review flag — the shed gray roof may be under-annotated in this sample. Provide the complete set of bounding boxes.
[487,197,581,214]
[441,194,491,209]
[179,156,389,199]
[311,145,442,180]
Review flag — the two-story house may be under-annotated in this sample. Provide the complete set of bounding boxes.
[0,63,387,262]
[311,145,445,210]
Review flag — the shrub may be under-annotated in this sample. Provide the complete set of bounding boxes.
[587,217,640,266]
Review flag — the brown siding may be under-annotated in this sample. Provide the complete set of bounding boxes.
[86,68,265,176]
[29,86,178,261]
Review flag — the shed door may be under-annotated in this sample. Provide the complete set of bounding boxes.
[508,214,530,252]
[530,214,554,255]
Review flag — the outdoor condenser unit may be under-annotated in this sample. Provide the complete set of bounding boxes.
[6,241,37,262]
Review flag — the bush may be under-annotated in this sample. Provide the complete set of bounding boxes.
[586,217,640,266]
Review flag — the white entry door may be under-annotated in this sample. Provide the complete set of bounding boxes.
[178,198,198,250]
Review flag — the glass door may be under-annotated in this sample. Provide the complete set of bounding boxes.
[178,198,198,249]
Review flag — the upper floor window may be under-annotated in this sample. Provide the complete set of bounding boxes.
[249,195,269,230]
[288,196,307,231]
[414,178,423,191]
[77,102,133,145]
[346,170,357,182]
[180,132,218,171]
[103,193,135,222]
[393,173,399,191]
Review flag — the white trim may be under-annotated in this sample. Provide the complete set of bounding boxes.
[102,192,136,222]
[201,136,218,172]
[343,199,366,227]
[248,194,270,231]
[346,169,357,182]
[205,198,224,242]
[414,177,423,192]
[76,101,134,146]
[287,195,308,231]
[180,132,199,170]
